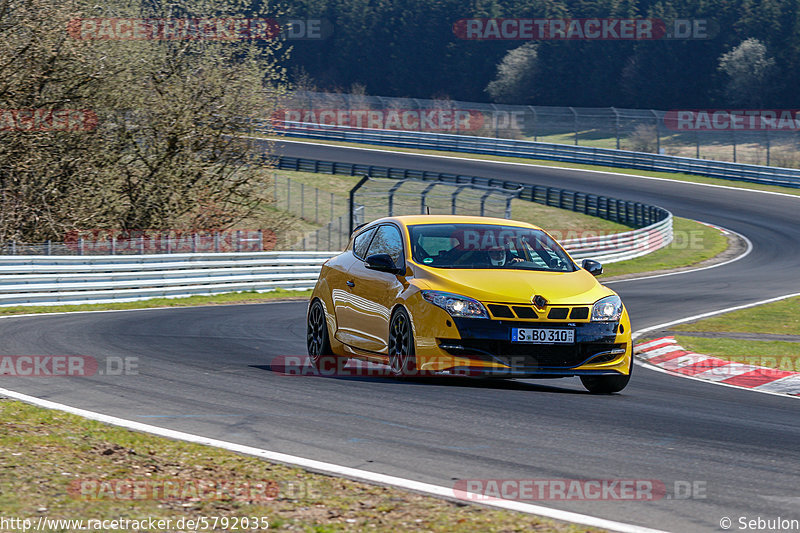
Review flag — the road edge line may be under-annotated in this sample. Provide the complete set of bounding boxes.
[0,386,668,533]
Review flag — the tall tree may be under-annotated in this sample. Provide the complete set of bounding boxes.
[717,37,775,106]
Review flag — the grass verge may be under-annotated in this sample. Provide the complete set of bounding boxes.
[0,399,600,532]
[672,296,800,336]
[673,336,800,372]
[272,136,800,198]
[0,289,313,317]
[664,295,800,371]
[599,218,728,278]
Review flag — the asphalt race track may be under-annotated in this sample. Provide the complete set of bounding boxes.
[1,140,798,532]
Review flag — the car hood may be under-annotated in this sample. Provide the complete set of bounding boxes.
[413,265,614,305]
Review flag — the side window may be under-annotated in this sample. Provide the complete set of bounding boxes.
[353,227,376,259]
[366,225,404,266]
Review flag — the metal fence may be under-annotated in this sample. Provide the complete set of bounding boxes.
[278,175,520,251]
[279,91,800,168]
[275,122,800,189]
[274,156,670,229]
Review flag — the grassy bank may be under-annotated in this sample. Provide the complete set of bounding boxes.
[0,399,600,532]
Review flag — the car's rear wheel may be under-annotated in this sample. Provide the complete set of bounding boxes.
[580,358,632,393]
[388,307,416,378]
[307,299,335,371]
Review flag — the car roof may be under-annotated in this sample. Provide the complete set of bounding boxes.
[366,215,543,230]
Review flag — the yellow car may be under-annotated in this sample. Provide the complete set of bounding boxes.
[307,215,633,393]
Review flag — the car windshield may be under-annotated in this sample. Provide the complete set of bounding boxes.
[408,223,576,272]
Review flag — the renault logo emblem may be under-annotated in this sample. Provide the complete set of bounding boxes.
[532,295,547,308]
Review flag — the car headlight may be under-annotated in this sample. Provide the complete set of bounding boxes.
[421,290,489,319]
[591,295,623,322]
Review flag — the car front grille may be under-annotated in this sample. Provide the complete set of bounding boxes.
[485,303,591,322]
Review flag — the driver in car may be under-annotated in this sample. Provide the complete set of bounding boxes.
[487,243,524,267]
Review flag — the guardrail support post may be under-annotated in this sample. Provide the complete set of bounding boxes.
[348,175,370,235]
[46,240,51,255]
[420,182,438,215]
[78,237,83,255]
[528,106,537,142]
[451,185,467,215]
[570,107,578,145]
[480,190,492,217]
[766,131,771,166]
[651,110,660,154]
[387,180,405,216]
[611,107,620,150]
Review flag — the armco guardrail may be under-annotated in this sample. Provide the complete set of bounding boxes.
[0,252,334,307]
[561,213,672,264]
[0,218,669,307]
[274,121,800,189]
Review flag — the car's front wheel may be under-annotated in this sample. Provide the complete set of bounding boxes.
[388,307,416,378]
[307,299,335,371]
[580,358,632,393]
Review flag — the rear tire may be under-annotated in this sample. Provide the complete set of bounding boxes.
[307,299,336,372]
[580,358,632,394]
[388,308,416,378]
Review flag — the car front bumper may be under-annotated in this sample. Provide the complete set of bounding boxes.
[418,317,631,378]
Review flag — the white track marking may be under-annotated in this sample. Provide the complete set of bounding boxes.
[632,291,800,340]
[0,387,668,533]
[274,139,800,200]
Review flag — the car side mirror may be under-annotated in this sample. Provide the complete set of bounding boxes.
[365,253,402,274]
[581,259,603,276]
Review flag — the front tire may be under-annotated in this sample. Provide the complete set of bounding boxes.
[388,307,416,378]
[307,299,335,371]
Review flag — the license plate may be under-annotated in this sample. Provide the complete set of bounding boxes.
[511,328,574,344]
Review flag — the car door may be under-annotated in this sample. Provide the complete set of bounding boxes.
[332,225,377,347]
[343,224,407,353]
